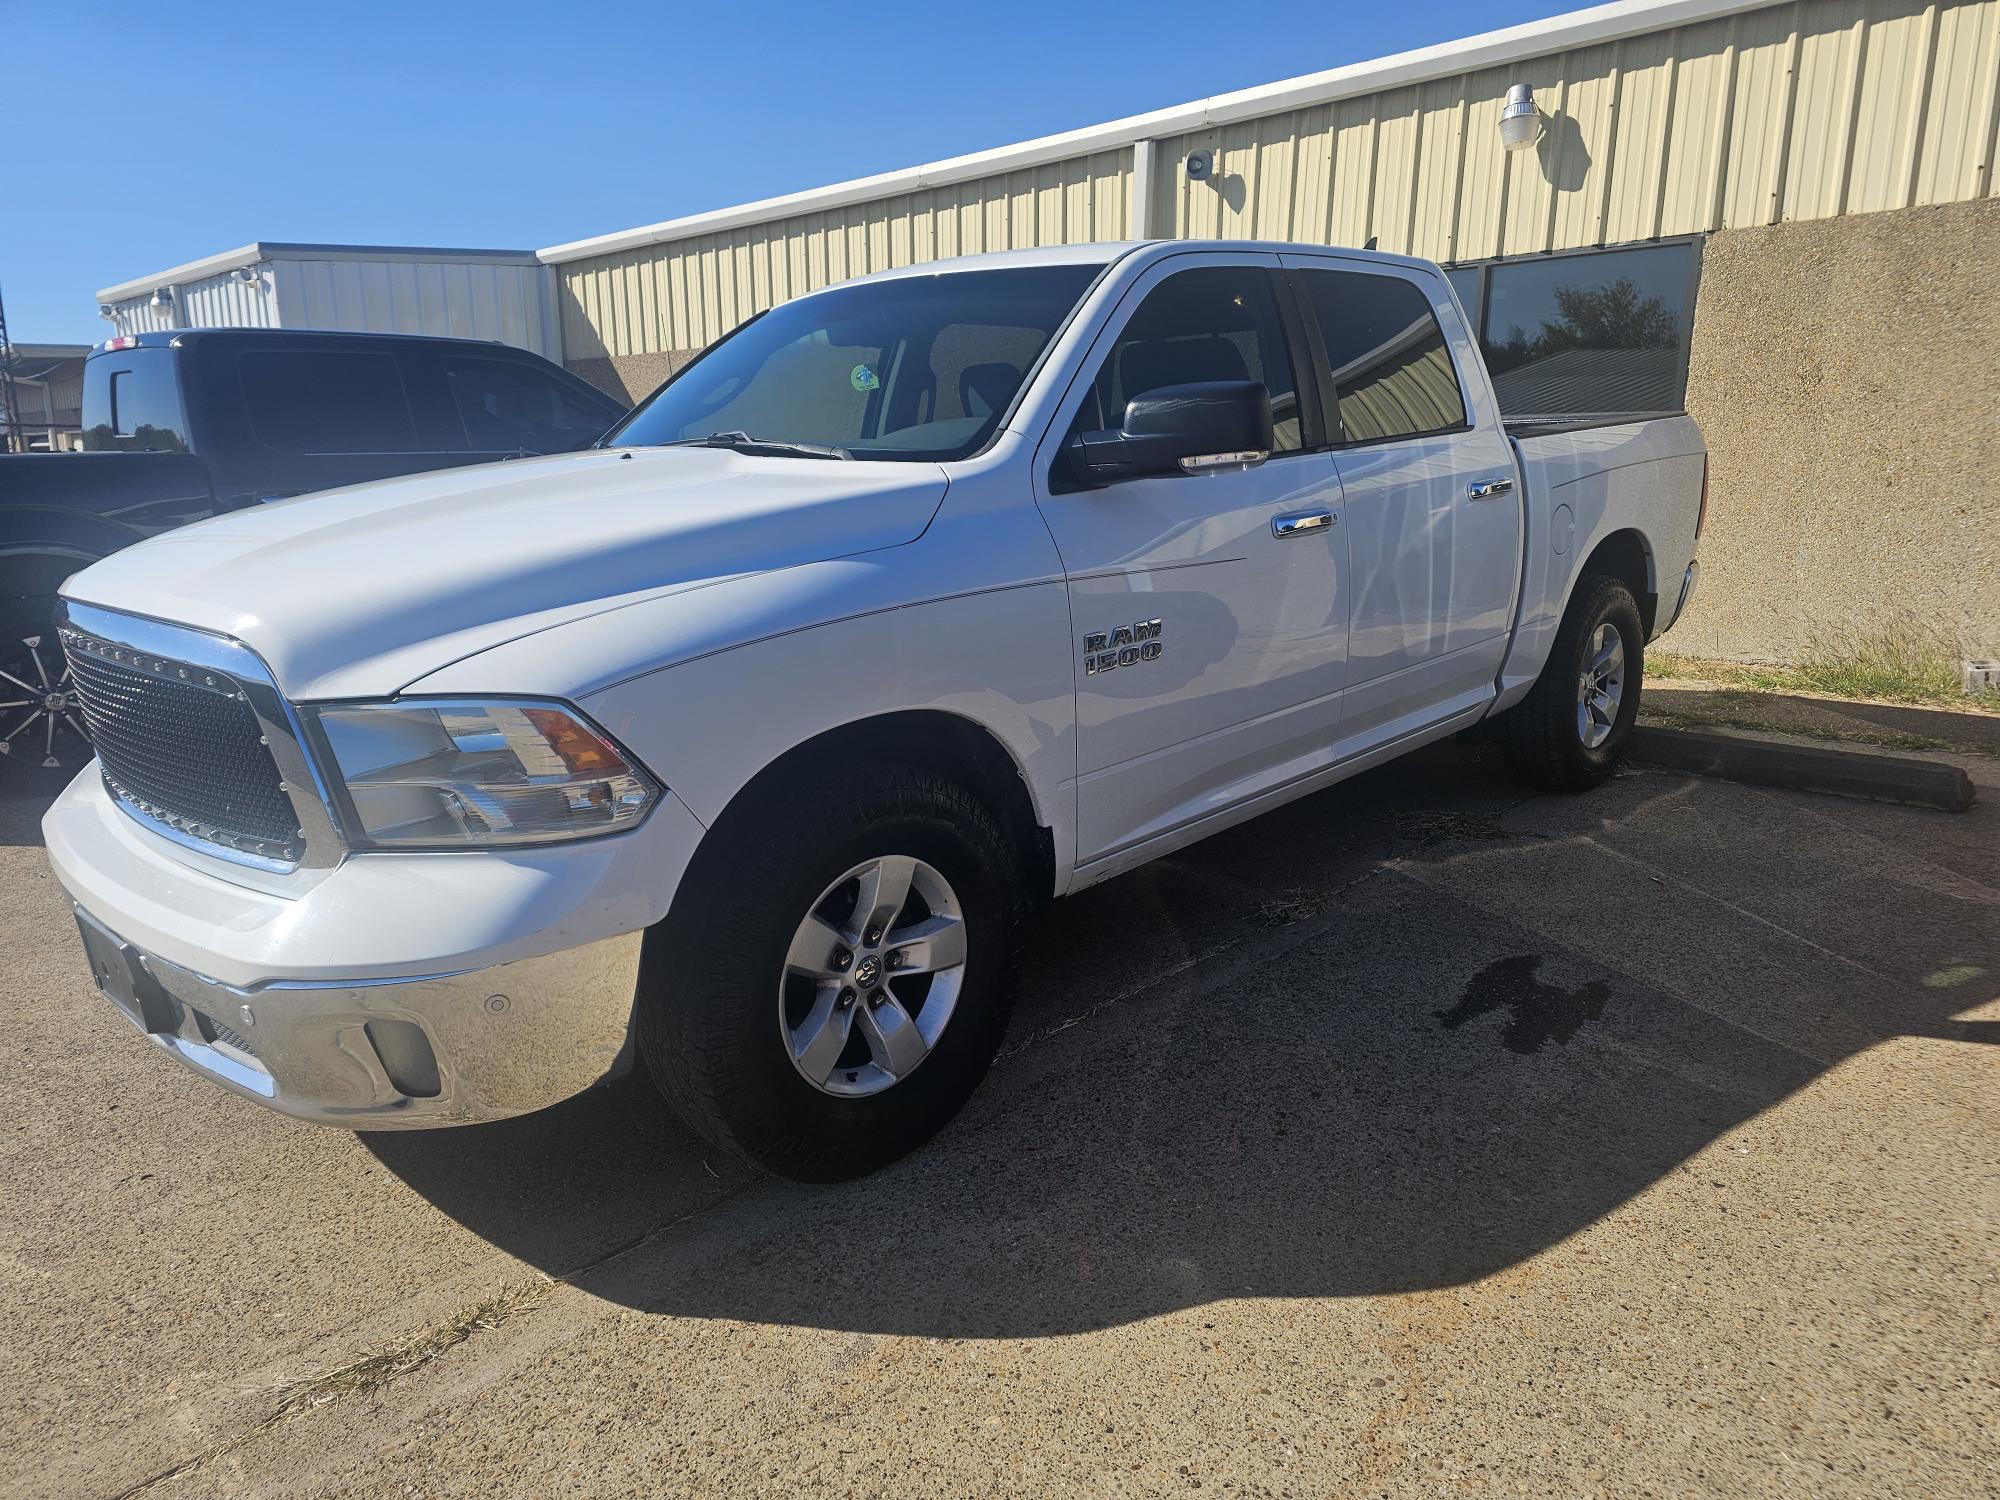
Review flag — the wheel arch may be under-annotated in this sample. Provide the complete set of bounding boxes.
[0,507,146,602]
[690,708,1056,911]
[1573,527,1658,638]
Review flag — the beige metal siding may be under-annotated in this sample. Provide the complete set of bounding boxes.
[1152,0,1998,257]
[558,150,1130,361]
[558,0,1999,360]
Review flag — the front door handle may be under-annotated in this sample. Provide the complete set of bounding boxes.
[1467,476,1515,500]
[1272,510,1336,538]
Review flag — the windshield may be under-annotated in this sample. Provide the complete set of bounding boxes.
[606,264,1102,462]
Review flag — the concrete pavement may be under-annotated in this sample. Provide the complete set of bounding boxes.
[2,742,1993,1498]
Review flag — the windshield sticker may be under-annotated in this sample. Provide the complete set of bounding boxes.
[849,363,880,393]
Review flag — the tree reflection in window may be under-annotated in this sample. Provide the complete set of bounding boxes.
[1474,244,1693,420]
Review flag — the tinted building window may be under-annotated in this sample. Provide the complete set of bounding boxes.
[1078,266,1304,451]
[239,350,418,453]
[1477,243,1693,419]
[1295,268,1466,443]
[81,349,188,453]
[442,357,612,453]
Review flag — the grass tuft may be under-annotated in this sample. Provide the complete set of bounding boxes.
[1652,617,1992,709]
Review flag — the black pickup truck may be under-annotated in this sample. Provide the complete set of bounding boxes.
[1,328,625,776]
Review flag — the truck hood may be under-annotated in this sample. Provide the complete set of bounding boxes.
[62,447,950,699]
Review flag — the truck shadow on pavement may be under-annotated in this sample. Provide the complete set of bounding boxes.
[358,743,1993,1337]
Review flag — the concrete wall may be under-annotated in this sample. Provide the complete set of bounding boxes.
[1678,197,1999,661]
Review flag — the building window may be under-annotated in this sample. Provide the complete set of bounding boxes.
[1445,241,1698,423]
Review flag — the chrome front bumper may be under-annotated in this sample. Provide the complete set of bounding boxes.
[72,905,645,1128]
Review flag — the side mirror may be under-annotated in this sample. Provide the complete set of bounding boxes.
[1065,380,1274,488]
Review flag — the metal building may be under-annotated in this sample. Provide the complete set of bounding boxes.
[96,244,563,362]
[85,0,1999,661]
[536,0,1998,663]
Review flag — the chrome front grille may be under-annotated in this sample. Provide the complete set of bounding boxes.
[62,629,305,862]
[52,602,345,872]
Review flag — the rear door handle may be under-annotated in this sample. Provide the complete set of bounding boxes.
[1467,477,1515,500]
[1272,511,1336,538]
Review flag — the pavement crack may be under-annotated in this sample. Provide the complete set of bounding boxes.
[105,1184,757,1499]
[108,1283,554,1499]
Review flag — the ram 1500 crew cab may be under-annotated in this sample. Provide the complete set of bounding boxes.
[44,242,1705,1180]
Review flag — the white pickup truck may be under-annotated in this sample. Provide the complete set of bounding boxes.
[44,241,1704,1180]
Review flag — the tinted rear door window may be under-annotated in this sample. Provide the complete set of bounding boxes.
[441,356,616,453]
[238,350,418,453]
[1293,269,1467,444]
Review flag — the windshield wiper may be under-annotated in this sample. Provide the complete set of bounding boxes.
[661,430,853,461]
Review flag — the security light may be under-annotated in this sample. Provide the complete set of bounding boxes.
[97,304,115,319]
[149,286,175,309]
[1185,150,1213,181]
[1499,84,1542,151]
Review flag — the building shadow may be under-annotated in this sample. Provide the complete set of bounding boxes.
[365,742,1999,1337]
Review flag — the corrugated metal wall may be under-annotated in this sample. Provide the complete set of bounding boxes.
[558,150,1130,361]
[1151,0,1998,258]
[108,258,559,358]
[276,258,560,358]
[556,0,1999,361]
[109,266,279,336]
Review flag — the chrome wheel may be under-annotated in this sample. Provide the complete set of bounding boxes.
[779,855,967,1098]
[1575,622,1626,750]
[0,625,90,771]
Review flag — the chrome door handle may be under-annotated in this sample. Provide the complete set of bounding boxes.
[1272,511,1336,538]
[1467,477,1515,500]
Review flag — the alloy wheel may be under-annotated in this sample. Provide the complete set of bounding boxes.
[1575,622,1626,750]
[779,855,968,1097]
[0,627,91,771]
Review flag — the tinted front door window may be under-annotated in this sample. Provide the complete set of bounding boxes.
[1073,266,1304,451]
[441,357,613,453]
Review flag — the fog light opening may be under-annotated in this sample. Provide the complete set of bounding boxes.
[365,1019,442,1099]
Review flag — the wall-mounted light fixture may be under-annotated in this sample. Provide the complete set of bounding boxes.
[1499,84,1543,151]
[97,303,116,320]
[233,265,262,286]
[149,286,175,309]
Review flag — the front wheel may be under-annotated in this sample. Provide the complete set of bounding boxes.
[637,763,1026,1181]
[1497,573,1645,792]
[0,598,93,781]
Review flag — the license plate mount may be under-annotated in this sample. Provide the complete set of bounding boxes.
[75,910,177,1034]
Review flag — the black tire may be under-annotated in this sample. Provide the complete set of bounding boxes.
[637,761,1027,1182]
[1498,573,1645,792]
[0,594,93,782]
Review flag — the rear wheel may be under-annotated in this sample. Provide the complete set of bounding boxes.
[1498,573,1645,792]
[637,762,1026,1182]
[0,597,92,781]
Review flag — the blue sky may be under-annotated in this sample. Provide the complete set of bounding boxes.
[5,0,1578,342]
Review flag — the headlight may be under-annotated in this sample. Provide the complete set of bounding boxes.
[303,699,659,849]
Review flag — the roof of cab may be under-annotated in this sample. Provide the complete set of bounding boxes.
[94,328,511,355]
[825,238,1445,289]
